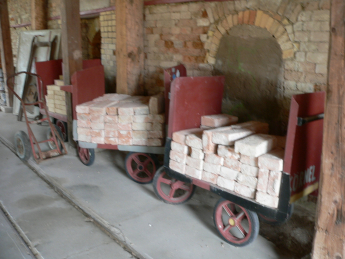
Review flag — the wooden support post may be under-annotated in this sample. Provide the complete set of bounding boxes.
[0,0,14,108]
[312,1,345,258]
[31,0,47,30]
[116,0,144,95]
[60,0,83,146]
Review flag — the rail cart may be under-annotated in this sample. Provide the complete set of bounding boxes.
[151,65,325,247]
[6,71,67,163]
[35,59,166,184]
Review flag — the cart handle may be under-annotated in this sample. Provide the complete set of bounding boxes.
[6,71,45,105]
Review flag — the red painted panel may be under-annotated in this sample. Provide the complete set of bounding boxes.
[164,64,186,124]
[283,92,325,201]
[82,59,102,69]
[168,76,225,138]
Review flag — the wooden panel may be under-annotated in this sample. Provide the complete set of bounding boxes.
[0,0,14,107]
[312,0,345,258]
[31,0,47,30]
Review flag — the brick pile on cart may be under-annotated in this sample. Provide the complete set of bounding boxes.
[169,114,286,209]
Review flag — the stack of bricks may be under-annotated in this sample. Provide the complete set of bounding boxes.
[45,79,67,115]
[76,92,165,146]
[169,114,286,209]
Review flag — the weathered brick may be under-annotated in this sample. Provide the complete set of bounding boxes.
[170,159,186,174]
[119,115,133,124]
[223,158,241,171]
[91,122,105,130]
[257,168,269,192]
[105,130,118,138]
[186,132,203,149]
[306,52,328,64]
[91,129,105,137]
[186,156,204,170]
[255,191,279,208]
[267,171,282,197]
[132,131,148,140]
[147,139,163,146]
[191,148,204,160]
[202,171,218,184]
[310,31,330,42]
[105,137,118,145]
[234,182,256,199]
[298,11,312,21]
[212,128,254,146]
[170,150,187,164]
[219,166,239,180]
[241,163,259,177]
[203,162,221,174]
[201,114,238,127]
[294,31,309,42]
[236,173,258,189]
[149,92,164,114]
[77,128,91,136]
[91,136,104,144]
[78,134,91,142]
[77,120,91,128]
[148,131,163,139]
[133,139,148,146]
[205,153,224,165]
[171,141,190,154]
[185,165,202,179]
[235,134,277,157]
[248,10,256,25]
[104,115,118,124]
[254,10,263,26]
[217,176,235,191]
[311,10,330,21]
[217,145,240,160]
[240,155,258,167]
[133,115,153,123]
[104,123,118,131]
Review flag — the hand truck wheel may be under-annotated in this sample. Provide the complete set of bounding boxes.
[77,143,95,166]
[14,131,32,161]
[153,166,195,204]
[213,198,259,247]
[55,120,68,142]
[125,152,156,184]
[47,125,63,150]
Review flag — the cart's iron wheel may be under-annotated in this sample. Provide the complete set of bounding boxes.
[47,125,63,150]
[56,120,68,142]
[153,166,195,204]
[77,144,95,166]
[259,204,294,225]
[125,152,156,184]
[213,198,259,247]
[14,131,32,161]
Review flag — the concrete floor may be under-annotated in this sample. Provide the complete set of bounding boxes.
[0,111,294,259]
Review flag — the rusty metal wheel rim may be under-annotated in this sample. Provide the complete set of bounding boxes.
[126,153,155,183]
[56,120,67,141]
[78,146,91,164]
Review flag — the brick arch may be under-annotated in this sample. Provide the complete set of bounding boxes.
[204,10,295,65]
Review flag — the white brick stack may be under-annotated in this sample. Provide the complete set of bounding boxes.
[45,79,67,115]
[75,93,165,146]
[169,114,286,209]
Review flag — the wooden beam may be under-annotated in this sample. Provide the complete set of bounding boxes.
[31,0,47,30]
[312,0,345,258]
[0,0,14,107]
[116,0,144,95]
[60,0,83,146]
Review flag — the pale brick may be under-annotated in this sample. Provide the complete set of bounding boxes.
[219,166,238,180]
[146,123,153,131]
[191,148,204,160]
[118,130,132,139]
[234,182,256,199]
[310,31,330,42]
[201,114,238,127]
[104,123,118,131]
[173,128,203,145]
[217,176,235,191]
[118,138,132,146]
[104,115,118,124]
[258,148,284,171]
[147,139,163,146]
[105,130,118,138]
[170,150,187,164]
[132,123,147,131]
[90,114,105,123]
[133,139,148,146]
[118,106,134,116]
[255,191,279,208]
[241,164,259,177]
[205,153,224,165]
[267,171,282,197]
[240,155,258,167]
[91,130,105,137]
[217,145,240,160]
[149,92,164,114]
[171,141,190,154]
[236,173,258,189]
[119,115,133,124]
[170,159,186,174]
[223,158,241,171]
[212,128,254,146]
[152,122,164,131]
[133,105,149,115]
[78,134,91,142]
[185,165,202,179]
[202,130,218,154]
[89,100,117,115]
[186,133,203,149]
[77,128,91,136]
[106,105,118,115]
[257,169,269,192]
[186,156,203,171]
[311,10,330,21]
[132,131,148,139]
[76,101,95,113]
[92,136,104,144]
[306,52,328,64]
[148,131,163,139]
[235,134,277,157]
[202,171,218,184]
[91,122,105,130]
[104,137,118,145]
[203,162,221,174]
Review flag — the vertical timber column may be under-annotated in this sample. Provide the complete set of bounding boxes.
[31,0,47,30]
[116,0,144,95]
[60,0,83,146]
[312,0,345,258]
[0,0,14,107]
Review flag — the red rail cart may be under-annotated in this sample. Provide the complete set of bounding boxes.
[152,65,325,247]
[6,71,67,163]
